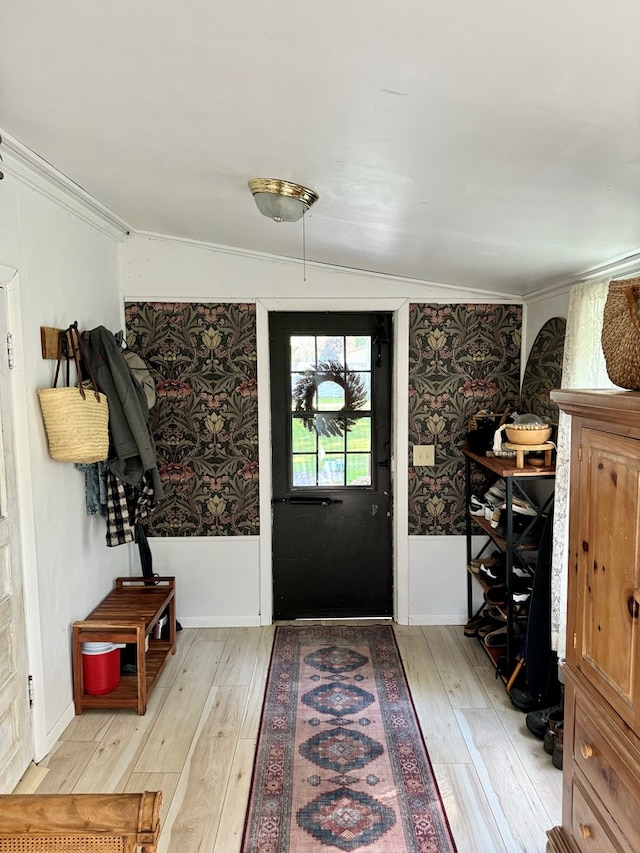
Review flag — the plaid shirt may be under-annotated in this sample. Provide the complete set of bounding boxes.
[105,471,155,547]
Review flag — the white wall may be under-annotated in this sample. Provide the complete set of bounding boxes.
[523,285,571,364]
[0,142,130,755]
[122,233,528,628]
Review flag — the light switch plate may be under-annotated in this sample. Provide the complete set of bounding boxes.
[413,444,435,466]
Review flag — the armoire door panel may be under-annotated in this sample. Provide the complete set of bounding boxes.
[577,429,640,728]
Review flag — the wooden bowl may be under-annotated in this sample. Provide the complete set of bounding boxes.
[504,425,552,445]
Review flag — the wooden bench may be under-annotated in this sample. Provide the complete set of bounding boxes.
[72,577,176,715]
[0,791,161,852]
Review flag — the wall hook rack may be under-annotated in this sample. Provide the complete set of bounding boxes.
[40,323,81,359]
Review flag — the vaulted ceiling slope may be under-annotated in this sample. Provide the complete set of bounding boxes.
[1,0,639,295]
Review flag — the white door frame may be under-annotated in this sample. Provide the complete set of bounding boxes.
[256,298,410,626]
[0,263,47,763]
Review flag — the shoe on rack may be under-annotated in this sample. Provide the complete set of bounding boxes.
[484,585,507,607]
[513,565,532,579]
[463,613,488,638]
[485,577,531,606]
[485,605,508,623]
[470,551,500,569]
[486,480,506,501]
[552,722,564,770]
[478,557,506,584]
[543,710,565,754]
[511,497,538,516]
[512,590,531,604]
[525,703,563,739]
[477,617,504,640]
[492,500,538,527]
[469,496,486,516]
[484,624,520,648]
[484,502,498,521]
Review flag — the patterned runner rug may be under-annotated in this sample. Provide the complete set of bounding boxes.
[241,624,457,852]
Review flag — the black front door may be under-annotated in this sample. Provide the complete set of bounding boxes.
[270,312,393,620]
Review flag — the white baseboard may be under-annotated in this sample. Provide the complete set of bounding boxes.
[39,703,75,762]
[408,614,467,626]
[178,615,261,628]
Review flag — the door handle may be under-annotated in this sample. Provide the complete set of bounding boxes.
[272,497,343,506]
[378,459,390,468]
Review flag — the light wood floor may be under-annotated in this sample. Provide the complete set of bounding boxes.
[26,625,562,852]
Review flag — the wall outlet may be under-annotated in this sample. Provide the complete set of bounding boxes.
[413,444,435,466]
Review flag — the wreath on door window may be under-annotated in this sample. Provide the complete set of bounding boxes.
[292,360,368,437]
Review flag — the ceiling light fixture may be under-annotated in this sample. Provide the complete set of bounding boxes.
[248,178,318,223]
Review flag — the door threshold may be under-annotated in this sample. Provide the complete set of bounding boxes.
[276,617,395,624]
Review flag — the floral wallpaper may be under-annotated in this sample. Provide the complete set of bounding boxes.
[409,304,522,535]
[520,316,566,421]
[125,302,259,536]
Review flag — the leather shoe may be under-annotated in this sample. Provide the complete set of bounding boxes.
[552,722,564,770]
[510,686,553,713]
[543,710,564,754]
[525,703,562,739]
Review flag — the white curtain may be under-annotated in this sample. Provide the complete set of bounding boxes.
[551,277,616,658]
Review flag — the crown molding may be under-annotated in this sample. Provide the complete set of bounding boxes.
[1,130,131,240]
[524,280,573,305]
[574,251,640,282]
[525,251,640,303]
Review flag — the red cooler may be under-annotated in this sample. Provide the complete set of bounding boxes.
[81,642,121,695]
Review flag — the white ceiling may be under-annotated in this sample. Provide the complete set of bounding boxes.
[1,0,639,295]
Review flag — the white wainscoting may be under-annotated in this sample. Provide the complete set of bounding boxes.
[136,533,490,627]
[408,535,487,625]
[130,536,262,626]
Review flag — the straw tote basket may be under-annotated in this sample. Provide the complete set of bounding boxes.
[602,277,640,391]
[37,324,109,463]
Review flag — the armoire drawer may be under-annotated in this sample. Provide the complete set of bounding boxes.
[573,692,640,850]
[571,776,633,853]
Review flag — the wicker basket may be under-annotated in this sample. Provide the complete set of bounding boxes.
[602,277,640,390]
[37,324,109,464]
[37,386,109,463]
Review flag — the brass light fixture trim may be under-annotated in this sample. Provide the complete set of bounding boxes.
[248,178,319,222]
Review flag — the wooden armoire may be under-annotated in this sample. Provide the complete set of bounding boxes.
[548,390,640,853]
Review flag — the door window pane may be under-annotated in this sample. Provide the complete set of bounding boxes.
[347,455,371,486]
[317,336,344,366]
[318,454,345,485]
[291,336,316,371]
[292,454,317,487]
[350,373,371,409]
[319,428,345,454]
[346,336,371,371]
[292,418,317,453]
[347,417,371,452]
[291,373,315,412]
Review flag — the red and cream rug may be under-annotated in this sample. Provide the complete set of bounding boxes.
[241,625,457,852]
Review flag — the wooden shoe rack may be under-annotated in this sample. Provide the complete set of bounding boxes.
[72,577,176,715]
